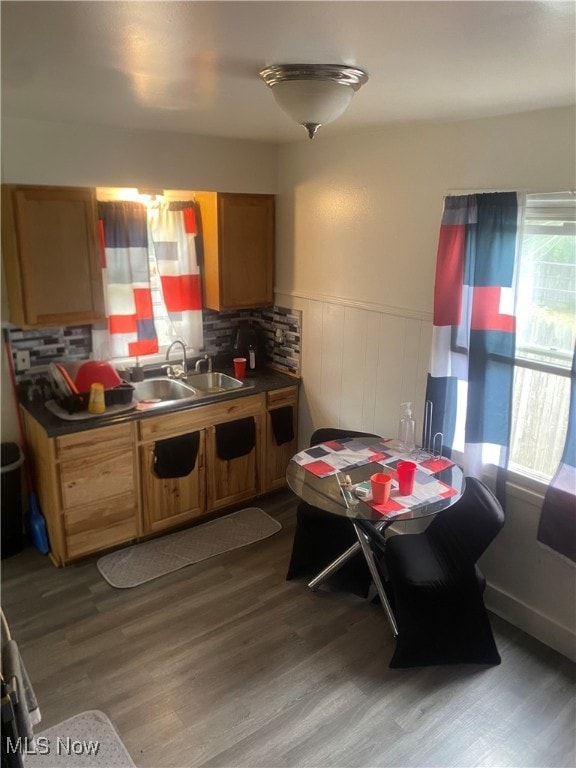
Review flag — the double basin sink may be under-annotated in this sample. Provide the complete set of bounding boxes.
[132,372,252,410]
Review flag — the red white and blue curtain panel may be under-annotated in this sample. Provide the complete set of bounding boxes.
[425,192,524,504]
[538,346,576,563]
[93,201,159,359]
[148,201,203,352]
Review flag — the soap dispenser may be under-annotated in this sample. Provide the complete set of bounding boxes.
[398,402,416,452]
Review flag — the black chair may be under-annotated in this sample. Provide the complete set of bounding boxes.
[286,428,381,597]
[382,476,505,668]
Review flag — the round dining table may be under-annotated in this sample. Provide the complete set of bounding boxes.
[286,436,465,636]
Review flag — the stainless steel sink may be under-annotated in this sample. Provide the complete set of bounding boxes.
[133,377,198,408]
[185,372,246,394]
[133,372,252,410]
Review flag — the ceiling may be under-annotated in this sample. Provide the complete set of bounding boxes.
[1,1,575,144]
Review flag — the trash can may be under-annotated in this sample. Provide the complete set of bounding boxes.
[1,442,24,559]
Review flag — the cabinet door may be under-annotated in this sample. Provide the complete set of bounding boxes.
[22,415,138,566]
[140,433,206,535]
[64,494,138,560]
[197,192,274,311]
[219,194,274,309]
[1,185,105,327]
[59,447,138,560]
[59,447,135,508]
[206,416,263,512]
[265,387,299,492]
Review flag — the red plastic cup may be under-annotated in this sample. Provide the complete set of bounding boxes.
[233,357,246,380]
[370,472,392,504]
[397,461,417,495]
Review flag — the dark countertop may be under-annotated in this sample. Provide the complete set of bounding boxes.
[22,366,300,438]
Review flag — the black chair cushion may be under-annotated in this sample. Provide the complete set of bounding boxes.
[385,533,457,590]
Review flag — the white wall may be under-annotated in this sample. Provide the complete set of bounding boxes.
[1,117,278,191]
[275,106,576,660]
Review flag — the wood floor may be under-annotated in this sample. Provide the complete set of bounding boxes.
[2,489,575,768]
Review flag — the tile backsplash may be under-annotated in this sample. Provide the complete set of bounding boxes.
[7,325,93,370]
[260,306,302,374]
[7,305,301,388]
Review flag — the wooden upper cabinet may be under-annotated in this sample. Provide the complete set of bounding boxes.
[196,192,274,311]
[1,184,105,328]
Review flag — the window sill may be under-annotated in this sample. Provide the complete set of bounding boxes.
[505,469,548,506]
[450,448,549,505]
[113,352,169,371]
[112,348,204,372]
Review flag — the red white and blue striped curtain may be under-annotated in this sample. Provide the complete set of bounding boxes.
[147,200,203,351]
[93,201,159,359]
[425,192,525,503]
[92,199,203,359]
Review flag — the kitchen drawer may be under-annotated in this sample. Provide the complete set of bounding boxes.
[138,394,265,442]
[267,386,298,409]
[63,493,137,560]
[55,423,133,460]
[59,448,135,509]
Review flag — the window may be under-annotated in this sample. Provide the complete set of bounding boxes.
[510,193,576,482]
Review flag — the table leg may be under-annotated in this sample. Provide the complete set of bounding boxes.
[307,542,362,591]
[352,522,398,637]
[306,521,398,637]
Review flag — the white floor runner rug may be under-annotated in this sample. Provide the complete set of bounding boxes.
[96,507,281,588]
[25,710,135,767]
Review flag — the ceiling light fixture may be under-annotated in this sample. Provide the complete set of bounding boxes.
[259,63,369,139]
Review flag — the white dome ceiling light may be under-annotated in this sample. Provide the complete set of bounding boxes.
[259,64,369,139]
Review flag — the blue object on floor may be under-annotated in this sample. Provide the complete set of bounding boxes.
[27,492,49,554]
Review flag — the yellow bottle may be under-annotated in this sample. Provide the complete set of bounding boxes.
[87,382,106,414]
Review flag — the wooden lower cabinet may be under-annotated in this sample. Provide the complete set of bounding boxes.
[205,420,262,512]
[140,435,206,535]
[23,384,298,566]
[56,426,139,561]
[59,447,135,508]
[59,446,138,559]
[64,494,138,561]
[265,386,298,492]
[138,392,266,521]
[22,413,140,565]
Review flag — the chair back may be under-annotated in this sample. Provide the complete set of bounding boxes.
[310,428,380,447]
[426,477,505,568]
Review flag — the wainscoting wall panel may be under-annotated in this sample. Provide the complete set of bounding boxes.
[277,291,432,449]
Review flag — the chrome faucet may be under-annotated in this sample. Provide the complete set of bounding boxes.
[164,340,188,379]
[194,354,212,373]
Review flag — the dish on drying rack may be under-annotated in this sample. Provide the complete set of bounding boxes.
[49,363,73,399]
[55,363,79,394]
